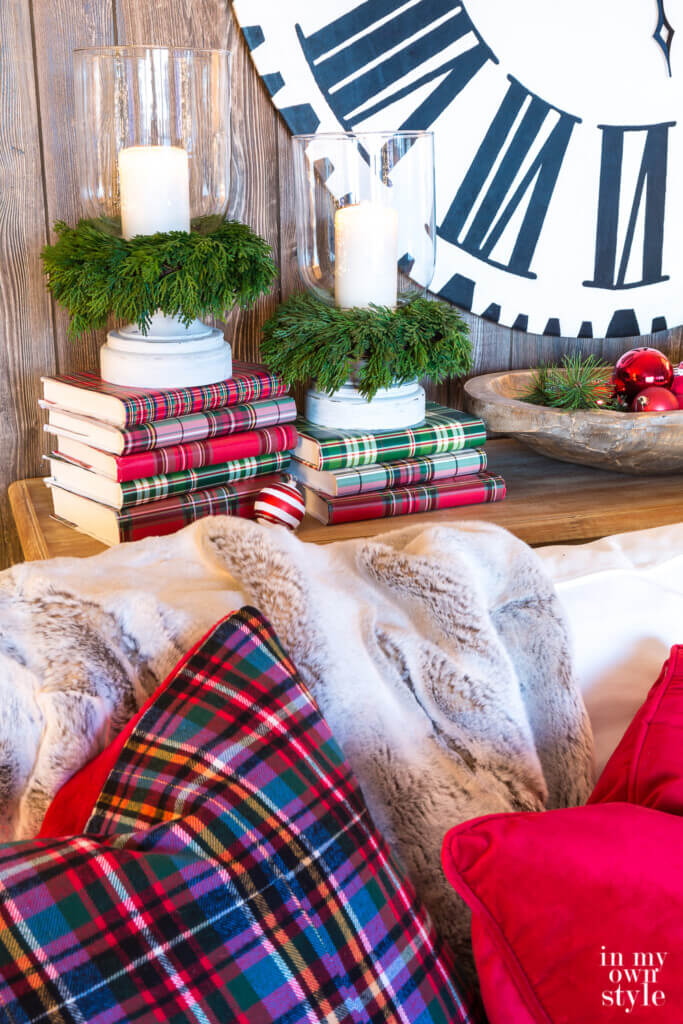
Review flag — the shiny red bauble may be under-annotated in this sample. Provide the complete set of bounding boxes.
[631,386,680,412]
[672,369,683,410]
[612,347,673,398]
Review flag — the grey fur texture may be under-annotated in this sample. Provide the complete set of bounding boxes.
[0,517,593,979]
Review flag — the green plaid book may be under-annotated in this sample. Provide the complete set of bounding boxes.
[295,404,487,471]
[290,448,487,497]
[47,450,290,509]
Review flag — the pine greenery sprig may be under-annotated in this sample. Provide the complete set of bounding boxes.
[521,353,621,410]
[260,293,472,400]
[41,216,278,338]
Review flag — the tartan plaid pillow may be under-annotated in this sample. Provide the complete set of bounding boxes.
[0,607,478,1023]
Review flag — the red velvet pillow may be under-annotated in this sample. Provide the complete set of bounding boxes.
[443,804,683,1023]
[442,646,683,1023]
[589,645,683,813]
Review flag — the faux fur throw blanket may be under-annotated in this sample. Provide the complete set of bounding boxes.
[0,517,593,973]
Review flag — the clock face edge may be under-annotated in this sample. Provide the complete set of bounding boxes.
[233,1,683,341]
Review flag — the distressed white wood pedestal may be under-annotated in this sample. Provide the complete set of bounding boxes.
[100,313,232,389]
[305,378,425,430]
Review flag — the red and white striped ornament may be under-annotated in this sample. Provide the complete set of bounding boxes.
[254,479,305,531]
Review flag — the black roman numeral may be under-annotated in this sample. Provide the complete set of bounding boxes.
[584,123,674,290]
[439,77,580,278]
[296,0,495,130]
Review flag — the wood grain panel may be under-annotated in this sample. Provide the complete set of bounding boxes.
[1,434,28,569]
[116,0,282,362]
[31,0,115,376]
[276,112,303,303]
[0,0,57,570]
[601,326,682,368]
[446,313,512,408]
[511,325,681,372]
[224,11,281,359]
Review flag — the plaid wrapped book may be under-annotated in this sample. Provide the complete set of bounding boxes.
[291,447,488,497]
[49,450,291,508]
[305,472,506,525]
[41,361,288,427]
[49,473,283,545]
[55,422,299,482]
[44,395,297,454]
[0,608,479,1023]
[295,403,487,471]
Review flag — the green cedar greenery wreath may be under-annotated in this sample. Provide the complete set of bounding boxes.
[260,293,472,401]
[41,216,278,338]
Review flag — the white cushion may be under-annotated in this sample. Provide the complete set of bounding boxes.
[538,523,683,773]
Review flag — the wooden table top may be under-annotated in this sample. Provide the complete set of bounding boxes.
[8,439,683,562]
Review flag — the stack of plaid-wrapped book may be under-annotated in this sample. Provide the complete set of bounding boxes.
[41,363,297,545]
[290,403,505,525]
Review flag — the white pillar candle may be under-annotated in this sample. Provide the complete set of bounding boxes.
[119,145,191,239]
[334,201,399,308]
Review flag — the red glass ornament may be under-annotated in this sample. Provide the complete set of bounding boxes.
[612,347,673,398]
[672,369,683,410]
[631,386,680,412]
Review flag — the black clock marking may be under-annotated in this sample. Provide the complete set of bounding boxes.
[654,0,675,76]
[438,77,580,279]
[584,122,674,291]
[296,0,497,131]
[607,309,641,336]
[440,273,476,310]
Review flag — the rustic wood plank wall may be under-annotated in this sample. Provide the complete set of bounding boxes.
[1,0,681,570]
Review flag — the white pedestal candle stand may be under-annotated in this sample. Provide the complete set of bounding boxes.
[100,313,231,389]
[305,378,425,431]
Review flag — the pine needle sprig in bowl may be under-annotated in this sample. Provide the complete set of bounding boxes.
[520,354,621,411]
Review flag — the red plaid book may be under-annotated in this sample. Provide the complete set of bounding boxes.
[41,361,287,427]
[53,423,299,482]
[48,473,282,545]
[304,472,506,525]
[43,396,297,454]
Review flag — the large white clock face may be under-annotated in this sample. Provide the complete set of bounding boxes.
[233,0,682,337]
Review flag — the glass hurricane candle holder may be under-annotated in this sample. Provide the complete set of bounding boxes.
[293,130,436,429]
[74,45,232,387]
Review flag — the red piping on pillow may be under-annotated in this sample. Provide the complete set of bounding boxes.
[38,614,236,839]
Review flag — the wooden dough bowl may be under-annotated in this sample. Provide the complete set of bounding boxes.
[464,370,683,475]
